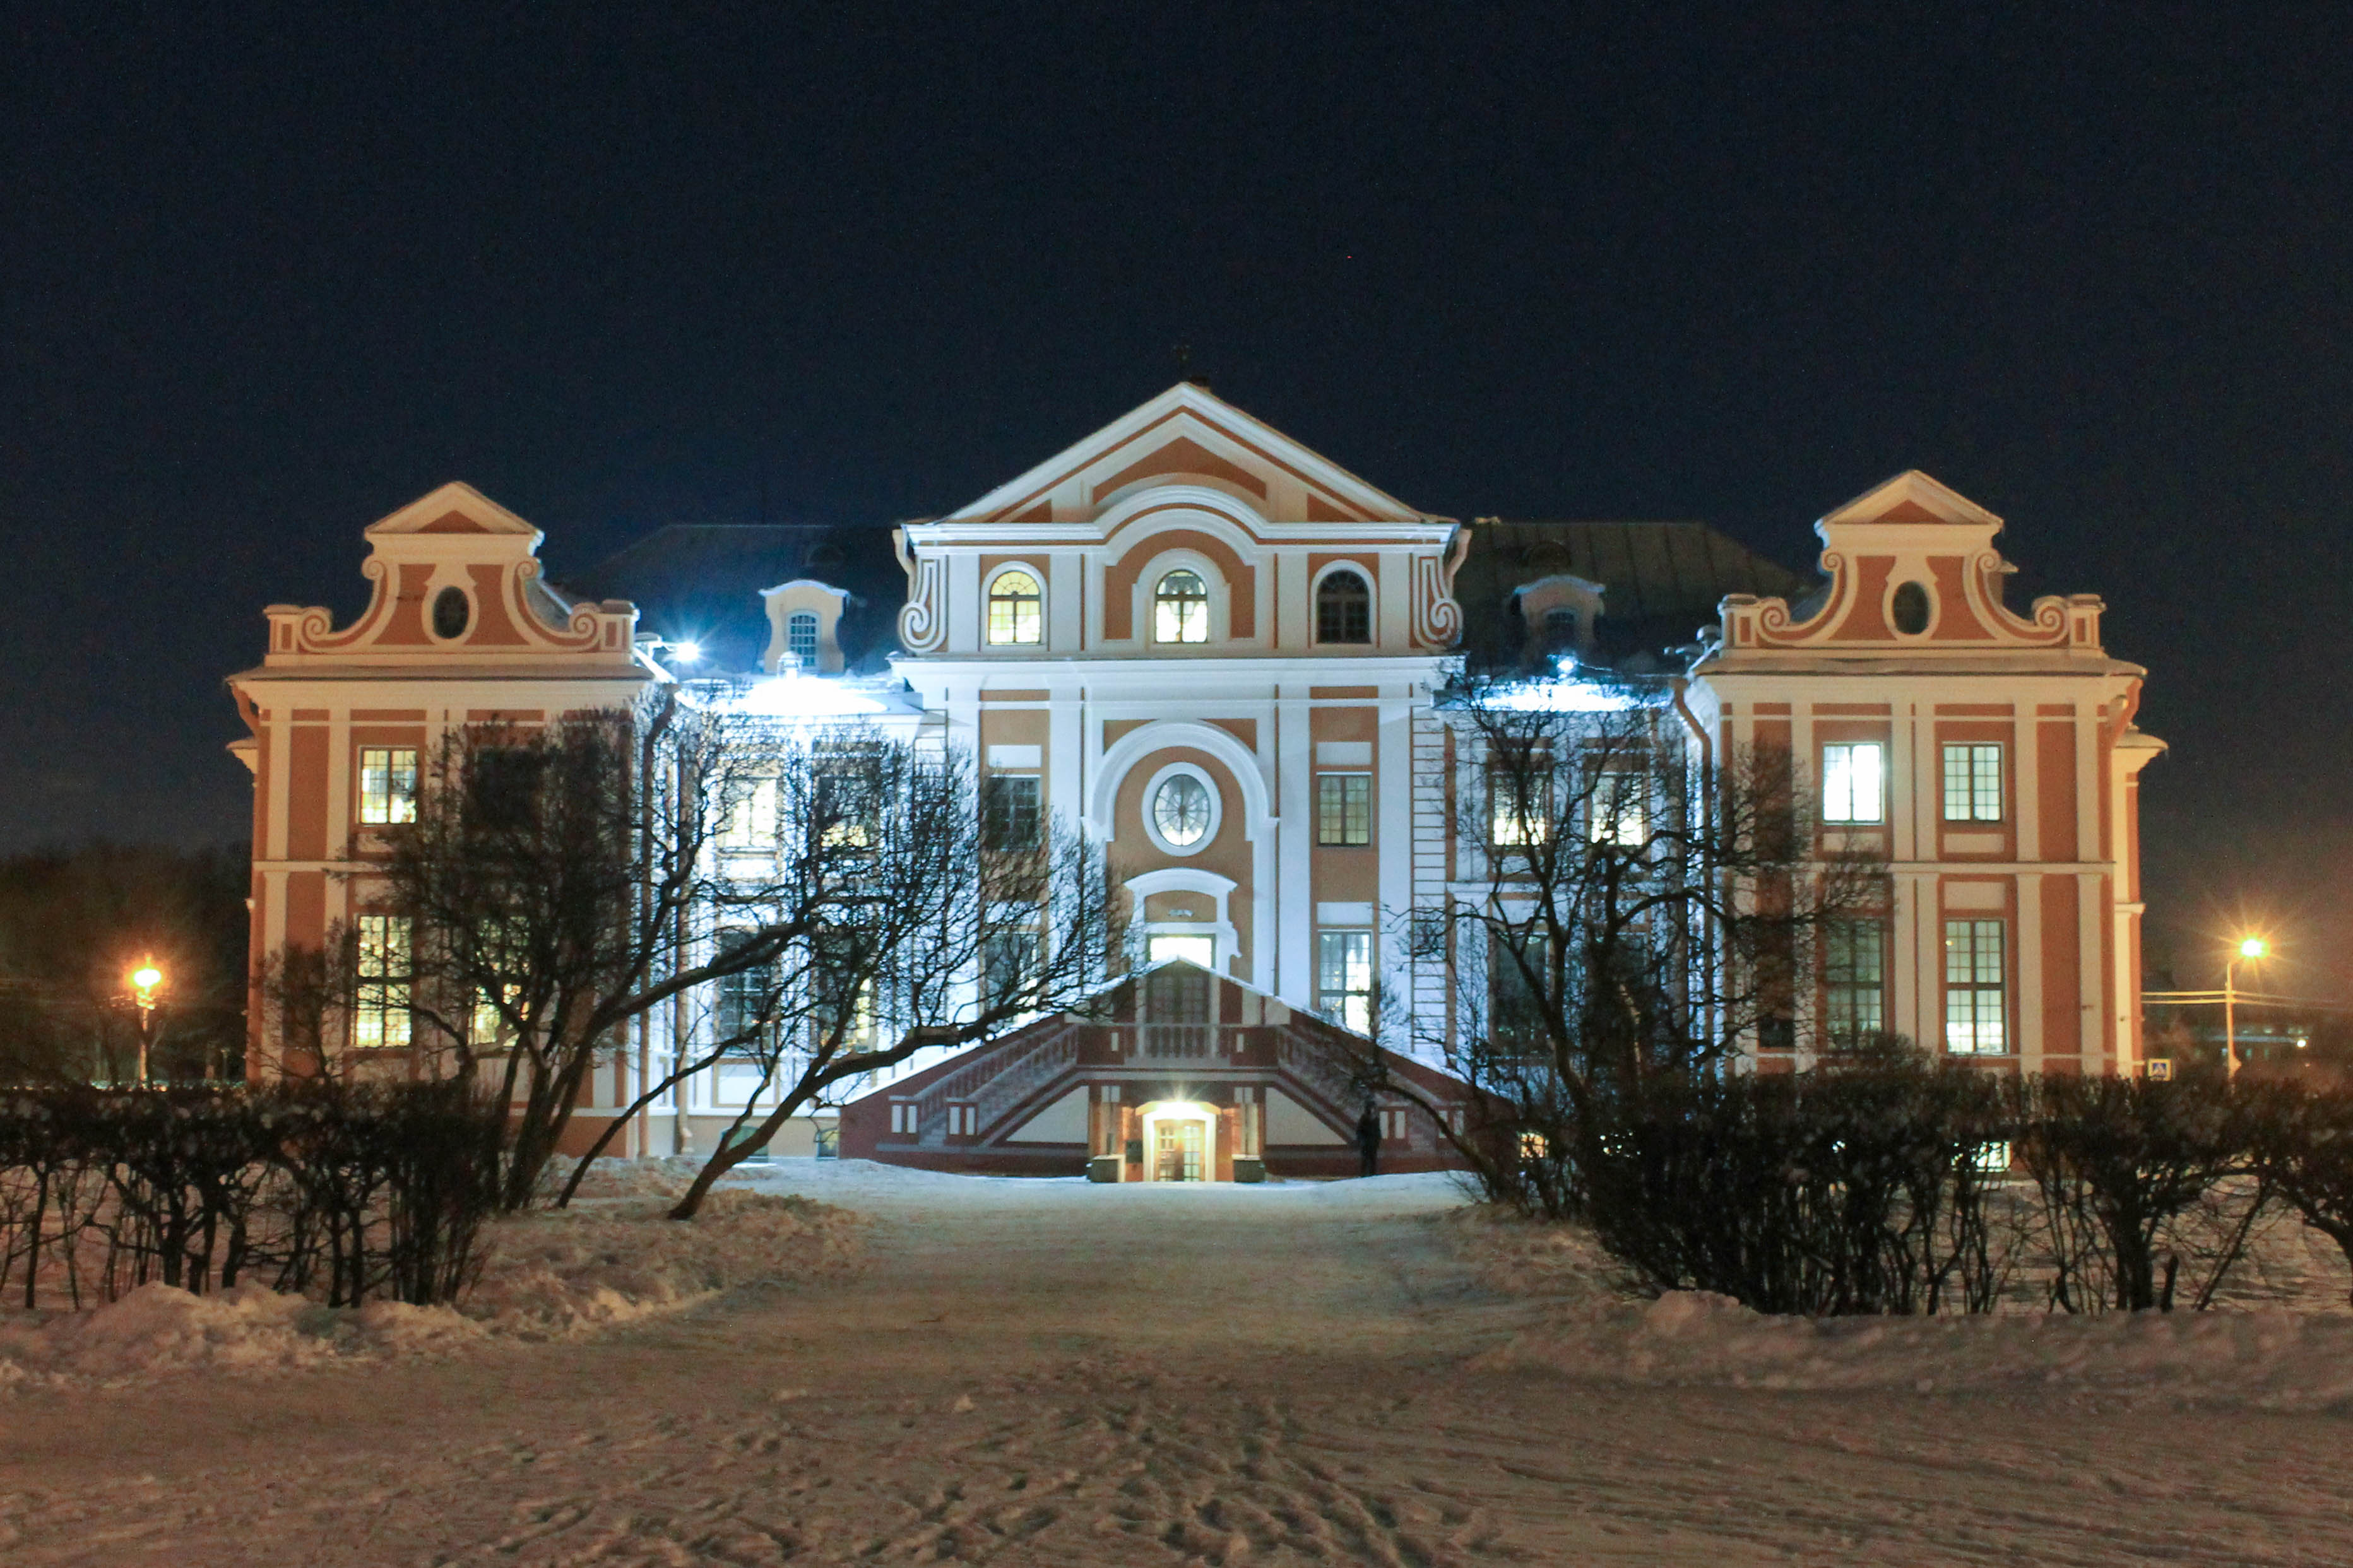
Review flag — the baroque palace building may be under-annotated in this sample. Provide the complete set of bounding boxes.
[228,384,2160,1179]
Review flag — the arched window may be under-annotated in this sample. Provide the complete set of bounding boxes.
[1315,569,1372,644]
[1154,570,1209,644]
[1541,606,1579,652]
[786,611,819,668]
[987,570,1043,645]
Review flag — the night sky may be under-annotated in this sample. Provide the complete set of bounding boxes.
[4,6,2347,996]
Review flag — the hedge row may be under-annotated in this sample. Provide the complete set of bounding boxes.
[1550,1066,2353,1316]
[0,1082,504,1310]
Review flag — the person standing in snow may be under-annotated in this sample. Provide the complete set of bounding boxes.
[1355,1104,1382,1178]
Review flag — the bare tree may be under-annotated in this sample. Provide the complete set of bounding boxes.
[360,690,915,1210]
[660,738,1122,1219]
[1348,673,1888,1215]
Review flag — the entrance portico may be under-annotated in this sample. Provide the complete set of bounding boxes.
[838,959,1476,1182]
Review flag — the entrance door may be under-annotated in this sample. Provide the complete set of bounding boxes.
[1154,1118,1204,1182]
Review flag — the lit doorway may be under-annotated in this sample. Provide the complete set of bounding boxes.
[1137,1100,1216,1182]
[1147,933,1216,969]
[1154,1118,1204,1181]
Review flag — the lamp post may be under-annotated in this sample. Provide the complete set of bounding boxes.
[129,962,163,1087]
[2223,937,2265,1082]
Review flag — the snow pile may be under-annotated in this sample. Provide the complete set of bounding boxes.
[467,1188,860,1338]
[0,1282,351,1389]
[1489,1289,2353,1410]
[0,1188,860,1391]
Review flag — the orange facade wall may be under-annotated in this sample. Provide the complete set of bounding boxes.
[2037,716,2077,861]
[2039,876,2081,1063]
[286,723,329,861]
[1101,527,1256,641]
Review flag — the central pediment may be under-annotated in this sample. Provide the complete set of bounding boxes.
[940,383,1439,534]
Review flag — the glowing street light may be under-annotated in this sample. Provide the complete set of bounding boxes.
[2224,936,2268,1082]
[127,959,164,1087]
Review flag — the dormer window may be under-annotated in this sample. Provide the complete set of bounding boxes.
[987,570,1043,645]
[1154,570,1209,644]
[430,586,470,640]
[1315,569,1372,644]
[786,611,819,669]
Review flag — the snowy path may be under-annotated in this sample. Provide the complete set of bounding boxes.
[4,1164,2351,1564]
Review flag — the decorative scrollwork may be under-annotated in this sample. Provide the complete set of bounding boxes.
[898,553,945,652]
[290,606,338,651]
[1411,553,1462,647]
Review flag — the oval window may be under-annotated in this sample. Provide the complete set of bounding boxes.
[432,586,471,640]
[1890,581,1931,636]
[1152,774,1212,846]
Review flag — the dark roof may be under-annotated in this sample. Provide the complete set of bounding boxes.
[557,523,907,675]
[1454,519,1813,671]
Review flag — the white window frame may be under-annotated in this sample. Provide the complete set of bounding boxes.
[1943,919,2008,1055]
[1588,770,1647,846]
[352,914,412,1050]
[357,746,418,825]
[1315,772,1372,846]
[1140,762,1221,856]
[1153,567,1211,644]
[1941,743,2003,823]
[984,565,1045,647]
[1311,562,1375,645]
[1821,741,1885,825]
[1316,929,1374,1035]
[785,610,820,668]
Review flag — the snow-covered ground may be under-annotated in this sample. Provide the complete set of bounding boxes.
[3,1162,2351,1564]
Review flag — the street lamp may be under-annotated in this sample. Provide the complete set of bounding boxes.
[128,960,163,1087]
[2223,936,2266,1082]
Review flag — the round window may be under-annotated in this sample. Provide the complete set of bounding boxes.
[432,586,471,640]
[1890,581,1931,636]
[1152,774,1213,847]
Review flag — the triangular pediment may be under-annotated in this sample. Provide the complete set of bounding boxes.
[362,481,544,541]
[944,383,1431,528]
[1819,471,2003,531]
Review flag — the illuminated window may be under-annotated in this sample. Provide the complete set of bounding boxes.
[718,770,778,849]
[1146,932,1216,969]
[987,570,1043,645]
[786,611,819,668]
[1153,773,1213,846]
[352,915,411,1050]
[1589,771,1646,846]
[1315,569,1372,644]
[1316,930,1374,1034]
[1942,743,2003,822]
[358,747,418,825]
[1316,774,1372,846]
[1821,741,1885,825]
[1824,919,1886,1047]
[815,746,879,854]
[1490,763,1551,846]
[1153,570,1209,644]
[468,984,512,1049]
[1944,919,2007,1054]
